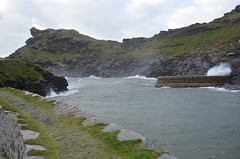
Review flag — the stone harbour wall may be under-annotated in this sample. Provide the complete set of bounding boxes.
[155,75,231,88]
[0,109,26,159]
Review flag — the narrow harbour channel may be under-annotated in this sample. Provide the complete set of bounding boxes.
[51,76,240,159]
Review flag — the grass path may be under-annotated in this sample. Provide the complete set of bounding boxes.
[0,88,162,159]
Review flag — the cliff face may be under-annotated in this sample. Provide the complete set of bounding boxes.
[8,5,240,84]
[0,60,68,96]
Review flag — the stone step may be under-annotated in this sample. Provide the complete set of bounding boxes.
[20,130,40,141]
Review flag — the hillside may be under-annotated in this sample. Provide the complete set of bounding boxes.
[7,5,240,85]
[0,60,68,96]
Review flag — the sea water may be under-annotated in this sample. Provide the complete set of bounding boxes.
[50,76,240,159]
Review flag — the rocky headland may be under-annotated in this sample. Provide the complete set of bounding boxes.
[7,5,240,86]
[0,60,68,96]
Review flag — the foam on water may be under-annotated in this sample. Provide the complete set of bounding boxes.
[200,87,240,93]
[46,89,78,98]
[88,75,101,79]
[124,75,157,80]
[206,63,231,76]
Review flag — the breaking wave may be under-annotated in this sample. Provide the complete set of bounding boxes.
[206,63,231,76]
[46,89,78,98]
[200,87,240,93]
[88,75,101,79]
[124,75,157,80]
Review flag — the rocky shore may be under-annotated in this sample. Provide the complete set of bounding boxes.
[0,88,177,159]
[0,60,68,96]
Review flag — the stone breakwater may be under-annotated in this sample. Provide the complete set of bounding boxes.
[155,75,231,88]
[0,109,26,159]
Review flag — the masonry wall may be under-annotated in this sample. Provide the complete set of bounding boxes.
[155,75,231,88]
[0,109,26,159]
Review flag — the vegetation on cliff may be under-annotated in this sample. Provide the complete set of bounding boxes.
[0,60,68,96]
[7,5,240,83]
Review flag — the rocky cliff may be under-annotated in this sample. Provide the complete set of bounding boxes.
[0,60,68,96]
[7,5,240,85]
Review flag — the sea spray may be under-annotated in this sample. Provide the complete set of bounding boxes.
[206,63,231,76]
[124,75,157,80]
[46,88,78,98]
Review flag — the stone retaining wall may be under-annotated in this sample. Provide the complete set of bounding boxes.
[0,109,26,159]
[155,75,231,88]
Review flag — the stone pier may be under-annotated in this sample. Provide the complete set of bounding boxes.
[155,75,231,88]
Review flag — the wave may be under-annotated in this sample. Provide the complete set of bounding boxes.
[46,89,79,98]
[200,87,240,93]
[206,63,231,76]
[88,75,101,79]
[124,75,157,80]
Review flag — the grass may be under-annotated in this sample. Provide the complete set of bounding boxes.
[0,60,44,86]
[9,15,240,64]
[0,93,58,158]
[0,88,166,159]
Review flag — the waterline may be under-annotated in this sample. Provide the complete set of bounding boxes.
[52,77,240,159]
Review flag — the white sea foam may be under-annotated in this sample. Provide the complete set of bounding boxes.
[206,63,231,76]
[200,87,240,93]
[88,75,101,79]
[125,75,157,80]
[46,89,79,98]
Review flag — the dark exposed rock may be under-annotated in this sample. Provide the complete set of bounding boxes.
[0,60,68,96]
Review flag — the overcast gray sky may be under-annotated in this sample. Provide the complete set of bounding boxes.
[0,0,239,57]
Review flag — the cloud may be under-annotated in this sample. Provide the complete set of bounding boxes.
[167,0,240,29]
[124,0,168,19]
[32,18,46,30]
[123,0,177,38]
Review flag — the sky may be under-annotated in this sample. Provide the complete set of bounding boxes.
[0,0,239,58]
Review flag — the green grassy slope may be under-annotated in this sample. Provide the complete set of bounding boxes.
[8,5,240,64]
[0,60,46,86]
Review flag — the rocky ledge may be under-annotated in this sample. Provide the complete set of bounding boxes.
[0,60,68,96]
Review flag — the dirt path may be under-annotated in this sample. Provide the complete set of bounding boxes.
[0,91,117,159]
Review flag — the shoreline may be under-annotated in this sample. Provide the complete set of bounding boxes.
[0,88,178,159]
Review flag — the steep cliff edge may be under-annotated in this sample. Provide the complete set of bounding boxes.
[7,5,240,85]
[0,60,68,96]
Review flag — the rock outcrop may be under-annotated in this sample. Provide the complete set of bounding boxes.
[0,60,68,96]
[7,5,240,85]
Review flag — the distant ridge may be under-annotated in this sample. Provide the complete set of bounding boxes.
[7,5,240,86]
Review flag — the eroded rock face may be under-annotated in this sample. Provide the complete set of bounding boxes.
[0,60,68,96]
[230,58,240,85]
